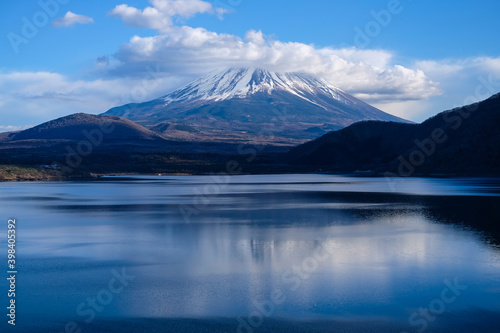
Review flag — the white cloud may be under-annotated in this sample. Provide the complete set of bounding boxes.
[52,11,95,27]
[361,56,500,122]
[372,100,435,121]
[410,57,500,119]
[0,125,33,133]
[104,1,441,104]
[2,57,498,127]
[416,57,500,78]
[0,70,187,128]
[109,26,441,103]
[108,0,225,32]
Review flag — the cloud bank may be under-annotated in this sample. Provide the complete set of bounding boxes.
[109,28,439,103]
[105,0,440,103]
[0,70,185,130]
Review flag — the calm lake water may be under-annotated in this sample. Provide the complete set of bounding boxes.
[1,175,500,332]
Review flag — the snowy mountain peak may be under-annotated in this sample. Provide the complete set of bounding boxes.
[103,66,409,145]
[162,67,349,106]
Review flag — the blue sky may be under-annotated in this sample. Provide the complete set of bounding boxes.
[1,0,500,131]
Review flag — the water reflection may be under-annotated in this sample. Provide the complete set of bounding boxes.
[0,175,499,326]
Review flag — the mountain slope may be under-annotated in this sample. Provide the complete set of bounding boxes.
[1,113,165,145]
[103,67,409,145]
[0,113,281,170]
[287,93,500,175]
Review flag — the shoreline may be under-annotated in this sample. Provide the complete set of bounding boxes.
[0,172,500,183]
[2,166,500,183]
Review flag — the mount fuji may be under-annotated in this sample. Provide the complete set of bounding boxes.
[103,67,409,145]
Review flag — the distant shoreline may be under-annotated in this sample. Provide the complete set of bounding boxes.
[2,164,499,182]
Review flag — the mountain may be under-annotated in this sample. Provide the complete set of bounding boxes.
[0,113,175,170]
[1,113,165,144]
[0,112,282,174]
[0,113,252,153]
[1,93,499,178]
[287,93,500,175]
[103,67,409,145]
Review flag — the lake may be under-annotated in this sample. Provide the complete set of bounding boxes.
[1,175,500,332]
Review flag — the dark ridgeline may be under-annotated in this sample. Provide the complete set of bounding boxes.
[287,93,500,175]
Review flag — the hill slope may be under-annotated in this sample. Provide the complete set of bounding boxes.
[5,113,164,143]
[288,93,500,175]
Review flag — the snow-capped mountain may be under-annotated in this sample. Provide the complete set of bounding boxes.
[165,67,352,105]
[104,67,409,145]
